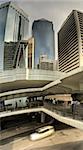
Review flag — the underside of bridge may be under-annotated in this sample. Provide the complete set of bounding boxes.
[0,107,83,130]
[0,67,83,101]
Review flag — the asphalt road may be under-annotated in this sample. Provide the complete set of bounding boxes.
[1,128,83,150]
[32,141,83,150]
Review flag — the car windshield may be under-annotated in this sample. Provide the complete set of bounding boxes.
[35,127,53,134]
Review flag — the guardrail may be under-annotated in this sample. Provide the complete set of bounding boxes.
[43,102,83,121]
[0,69,63,82]
[0,101,83,121]
[0,101,43,113]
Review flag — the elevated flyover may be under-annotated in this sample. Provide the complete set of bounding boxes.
[0,68,65,98]
[0,104,83,130]
[0,67,83,131]
[42,66,83,96]
[0,67,83,99]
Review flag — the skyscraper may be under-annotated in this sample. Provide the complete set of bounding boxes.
[32,19,55,69]
[58,10,83,73]
[0,1,29,70]
[0,1,29,42]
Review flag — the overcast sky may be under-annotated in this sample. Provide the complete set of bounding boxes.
[1,0,83,58]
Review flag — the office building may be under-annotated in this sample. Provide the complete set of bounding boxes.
[27,37,34,69]
[38,54,54,70]
[32,19,55,69]
[0,1,29,42]
[0,1,29,70]
[4,42,17,70]
[58,10,83,72]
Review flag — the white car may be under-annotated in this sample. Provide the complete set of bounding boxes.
[30,125,55,141]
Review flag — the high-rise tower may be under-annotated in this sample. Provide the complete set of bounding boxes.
[0,1,29,42]
[32,19,55,69]
[58,10,83,72]
[0,1,29,70]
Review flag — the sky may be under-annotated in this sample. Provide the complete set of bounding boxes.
[0,0,83,58]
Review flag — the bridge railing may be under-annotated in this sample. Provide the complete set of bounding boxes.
[0,101,83,121]
[43,102,83,121]
[0,101,43,113]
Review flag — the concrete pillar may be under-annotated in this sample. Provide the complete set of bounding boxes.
[25,45,28,68]
[0,119,1,131]
[41,112,45,123]
[64,101,68,107]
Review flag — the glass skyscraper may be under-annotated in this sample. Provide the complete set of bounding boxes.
[32,19,55,68]
[0,1,29,42]
[0,1,29,70]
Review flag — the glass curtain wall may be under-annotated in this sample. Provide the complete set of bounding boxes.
[14,12,19,41]
[24,19,29,40]
[4,6,29,42]
[4,6,16,42]
[0,6,8,41]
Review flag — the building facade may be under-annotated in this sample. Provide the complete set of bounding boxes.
[38,54,54,70]
[0,1,29,70]
[27,37,34,69]
[32,19,55,69]
[58,10,83,72]
[0,1,29,42]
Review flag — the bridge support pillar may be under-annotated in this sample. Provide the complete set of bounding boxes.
[41,112,45,123]
[0,119,1,131]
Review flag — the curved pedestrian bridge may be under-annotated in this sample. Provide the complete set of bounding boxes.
[0,102,83,130]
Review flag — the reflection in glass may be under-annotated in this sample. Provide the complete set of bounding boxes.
[5,7,16,42]
[32,19,55,68]
[0,7,8,41]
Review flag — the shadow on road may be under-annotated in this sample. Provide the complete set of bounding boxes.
[33,140,83,150]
